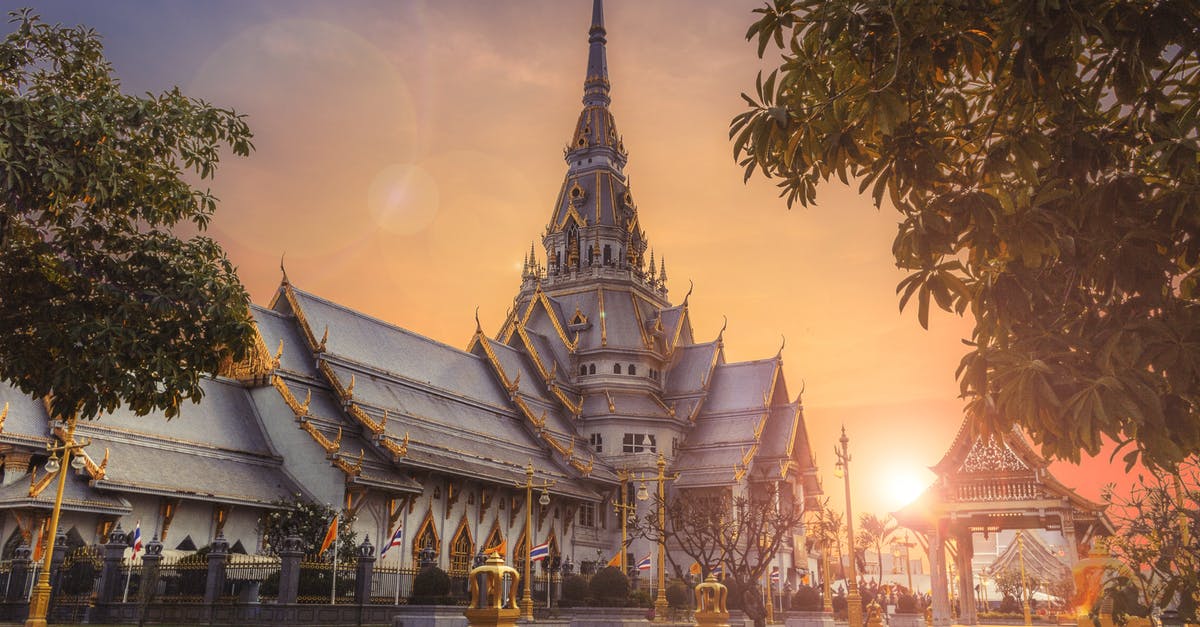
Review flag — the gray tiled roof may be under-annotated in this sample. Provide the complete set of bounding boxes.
[287,288,505,405]
[253,305,322,379]
[0,470,131,515]
[663,342,719,396]
[94,378,272,455]
[89,437,296,506]
[701,360,778,414]
[0,382,52,445]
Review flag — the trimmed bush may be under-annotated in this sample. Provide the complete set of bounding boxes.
[411,565,451,603]
[666,580,690,609]
[588,566,629,606]
[999,595,1021,614]
[792,585,823,611]
[562,574,588,604]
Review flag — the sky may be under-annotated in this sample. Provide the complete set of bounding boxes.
[19,0,1130,518]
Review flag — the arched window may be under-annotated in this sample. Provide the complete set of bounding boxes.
[483,524,503,556]
[514,530,528,577]
[588,364,596,375]
[580,365,587,376]
[449,519,474,574]
[603,245,612,265]
[411,512,440,567]
[628,364,637,376]
[613,364,622,375]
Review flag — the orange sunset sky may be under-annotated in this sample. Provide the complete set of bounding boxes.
[27,0,1131,517]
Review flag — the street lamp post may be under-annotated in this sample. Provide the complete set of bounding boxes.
[834,426,862,627]
[26,414,88,627]
[635,452,676,622]
[1017,532,1032,627]
[515,462,554,621]
[614,470,637,574]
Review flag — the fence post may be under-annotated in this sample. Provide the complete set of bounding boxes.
[48,527,68,596]
[8,545,31,601]
[277,535,303,605]
[204,533,229,604]
[140,536,163,604]
[96,523,127,604]
[355,535,376,605]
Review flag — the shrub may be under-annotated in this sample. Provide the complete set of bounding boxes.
[666,580,690,609]
[999,595,1022,614]
[792,585,823,611]
[411,565,451,603]
[562,574,588,605]
[896,593,919,614]
[588,566,629,606]
[630,589,652,607]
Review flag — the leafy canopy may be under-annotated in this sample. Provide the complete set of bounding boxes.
[0,10,255,421]
[733,0,1200,470]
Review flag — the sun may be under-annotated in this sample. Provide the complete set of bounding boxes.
[885,470,929,509]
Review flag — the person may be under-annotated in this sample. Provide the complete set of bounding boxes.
[743,582,767,627]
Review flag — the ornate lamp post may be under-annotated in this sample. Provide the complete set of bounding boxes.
[635,452,677,622]
[26,415,88,627]
[1017,532,1032,627]
[614,470,637,573]
[892,533,915,592]
[515,462,553,620]
[833,426,862,627]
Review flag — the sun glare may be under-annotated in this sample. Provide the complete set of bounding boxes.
[885,471,928,509]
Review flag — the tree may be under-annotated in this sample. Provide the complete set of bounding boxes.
[256,496,359,563]
[643,483,806,596]
[856,513,898,583]
[0,9,255,424]
[993,567,1037,608]
[732,0,1200,470]
[1102,457,1199,622]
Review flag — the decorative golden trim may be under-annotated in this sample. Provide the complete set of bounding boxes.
[29,467,56,498]
[381,433,409,460]
[605,389,616,413]
[282,284,321,351]
[300,420,341,454]
[629,292,653,349]
[598,287,607,346]
[50,424,106,481]
[272,376,310,418]
[217,327,279,380]
[317,325,329,353]
[556,202,587,231]
[651,394,676,418]
[0,402,8,432]
[318,360,350,400]
[348,403,385,435]
[331,449,364,477]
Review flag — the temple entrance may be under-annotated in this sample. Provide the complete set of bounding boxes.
[895,420,1113,626]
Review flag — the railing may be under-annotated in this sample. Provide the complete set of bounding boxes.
[368,565,418,604]
[225,555,280,603]
[152,556,208,602]
[295,560,356,604]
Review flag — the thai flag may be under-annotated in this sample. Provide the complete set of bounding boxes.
[711,563,723,577]
[770,568,781,585]
[637,554,652,571]
[131,522,143,560]
[380,526,403,557]
[529,541,550,562]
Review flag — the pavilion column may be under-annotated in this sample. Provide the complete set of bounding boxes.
[955,528,977,626]
[929,523,952,627]
[1060,511,1079,568]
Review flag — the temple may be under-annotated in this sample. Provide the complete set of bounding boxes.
[0,0,820,584]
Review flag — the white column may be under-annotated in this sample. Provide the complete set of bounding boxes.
[930,525,952,627]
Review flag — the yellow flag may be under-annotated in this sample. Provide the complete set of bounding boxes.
[485,539,507,556]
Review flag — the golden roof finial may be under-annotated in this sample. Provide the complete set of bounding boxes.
[274,339,284,364]
[474,306,483,334]
[717,315,728,344]
[682,279,694,306]
[301,389,312,414]
[776,335,786,360]
[346,374,356,397]
[333,427,343,450]
[381,409,388,431]
[280,253,289,285]
[318,325,328,352]
[98,448,110,476]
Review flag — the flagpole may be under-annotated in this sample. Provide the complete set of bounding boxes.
[330,512,338,605]
[122,553,133,603]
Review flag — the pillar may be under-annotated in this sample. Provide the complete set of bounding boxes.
[204,533,229,604]
[7,545,31,601]
[96,523,128,603]
[929,524,951,627]
[277,535,303,605]
[355,535,376,605]
[140,536,164,603]
[956,528,977,626]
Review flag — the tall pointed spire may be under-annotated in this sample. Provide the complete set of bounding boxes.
[583,0,610,107]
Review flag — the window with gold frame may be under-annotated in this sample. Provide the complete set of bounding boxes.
[449,520,473,574]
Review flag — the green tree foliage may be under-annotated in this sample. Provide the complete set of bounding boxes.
[1102,457,1199,622]
[732,0,1200,470]
[0,10,255,422]
[256,496,358,562]
[588,565,630,606]
[994,566,1039,607]
[855,513,898,584]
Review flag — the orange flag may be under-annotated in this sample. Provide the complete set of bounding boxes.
[607,551,622,568]
[318,516,338,554]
